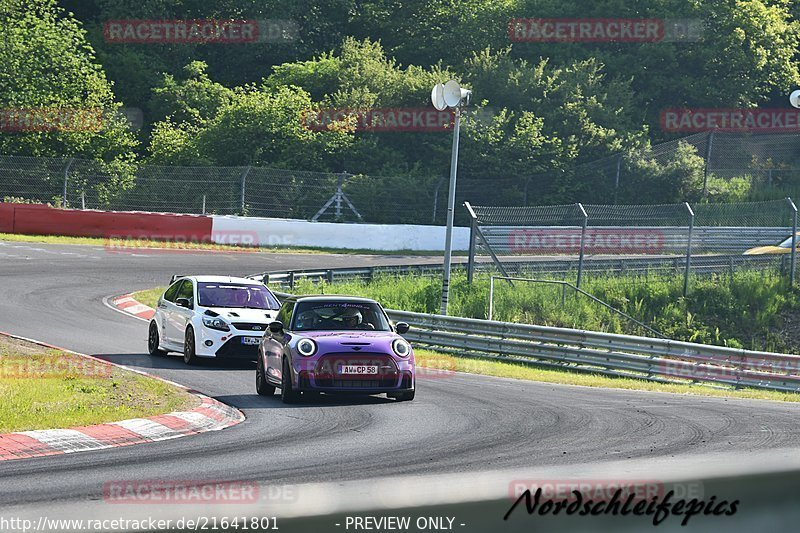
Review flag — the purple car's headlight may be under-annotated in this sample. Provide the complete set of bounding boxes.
[392,338,411,358]
[296,338,317,357]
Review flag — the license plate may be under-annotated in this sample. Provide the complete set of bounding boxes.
[242,337,261,345]
[340,365,378,375]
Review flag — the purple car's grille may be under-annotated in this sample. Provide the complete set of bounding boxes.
[313,353,399,388]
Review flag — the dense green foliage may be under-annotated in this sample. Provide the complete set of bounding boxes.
[3,0,800,205]
[293,270,800,353]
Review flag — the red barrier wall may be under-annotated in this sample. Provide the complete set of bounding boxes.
[0,203,212,240]
[0,203,13,233]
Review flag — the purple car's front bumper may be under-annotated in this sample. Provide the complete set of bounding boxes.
[291,352,415,394]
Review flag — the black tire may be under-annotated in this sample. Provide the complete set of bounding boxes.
[148,322,167,356]
[280,357,300,404]
[390,390,415,402]
[256,356,276,396]
[183,326,197,365]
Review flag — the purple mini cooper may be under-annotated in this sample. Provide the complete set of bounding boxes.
[256,295,415,403]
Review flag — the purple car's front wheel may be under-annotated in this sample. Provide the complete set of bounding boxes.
[280,358,301,404]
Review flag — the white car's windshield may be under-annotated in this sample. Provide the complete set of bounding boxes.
[778,236,799,248]
[292,302,391,332]
[197,283,280,310]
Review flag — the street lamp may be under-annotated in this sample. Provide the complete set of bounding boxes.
[432,80,471,315]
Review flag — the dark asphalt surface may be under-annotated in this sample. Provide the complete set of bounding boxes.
[0,240,799,521]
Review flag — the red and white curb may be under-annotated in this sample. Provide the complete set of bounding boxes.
[109,293,155,321]
[0,332,244,462]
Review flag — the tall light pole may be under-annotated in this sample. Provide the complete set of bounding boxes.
[432,80,471,315]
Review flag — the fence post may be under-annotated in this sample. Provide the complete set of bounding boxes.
[62,158,75,207]
[683,202,695,297]
[613,153,623,204]
[465,202,478,283]
[576,203,588,288]
[702,130,715,198]
[788,197,797,287]
[240,166,251,214]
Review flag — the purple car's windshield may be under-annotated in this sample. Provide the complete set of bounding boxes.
[292,302,391,332]
[197,282,280,310]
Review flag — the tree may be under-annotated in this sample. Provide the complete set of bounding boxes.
[0,0,137,161]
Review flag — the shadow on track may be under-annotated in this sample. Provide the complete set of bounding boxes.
[94,353,257,370]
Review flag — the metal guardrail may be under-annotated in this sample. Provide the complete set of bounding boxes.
[386,309,800,393]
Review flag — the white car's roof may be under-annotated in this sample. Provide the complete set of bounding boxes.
[183,275,263,285]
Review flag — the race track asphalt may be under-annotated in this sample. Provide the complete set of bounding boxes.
[1,240,799,524]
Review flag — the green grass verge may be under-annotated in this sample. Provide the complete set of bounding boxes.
[414,349,800,402]
[0,232,456,256]
[132,287,163,310]
[0,335,197,432]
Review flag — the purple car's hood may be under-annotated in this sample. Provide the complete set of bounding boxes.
[294,330,401,352]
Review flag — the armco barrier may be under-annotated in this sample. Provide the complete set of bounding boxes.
[385,309,800,393]
[0,203,212,240]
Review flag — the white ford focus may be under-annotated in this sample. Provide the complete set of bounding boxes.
[147,275,282,365]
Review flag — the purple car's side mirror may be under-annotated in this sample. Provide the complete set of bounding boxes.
[395,322,410,335]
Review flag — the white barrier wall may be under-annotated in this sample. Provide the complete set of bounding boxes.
[211,215,471,251]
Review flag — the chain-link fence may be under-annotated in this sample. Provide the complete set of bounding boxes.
[466,198,797,293]
[471,131,800,210]
[1,131,800,225]
[0,155,441,224]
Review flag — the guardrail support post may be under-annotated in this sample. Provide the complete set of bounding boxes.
[788,197,797,287]
[683,202,695,297]
[288,271,295,290]
[576,203,588,288]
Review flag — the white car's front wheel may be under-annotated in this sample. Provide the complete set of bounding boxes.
[183,326,198,365]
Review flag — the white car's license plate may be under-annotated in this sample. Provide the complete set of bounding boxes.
[242,337,261,345]
[340,365,379,375]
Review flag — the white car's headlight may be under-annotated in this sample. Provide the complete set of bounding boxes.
[202,316,230,331]
[296,338,317,357]
[392,338,411,358]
